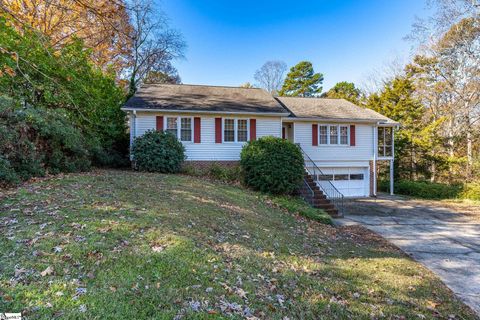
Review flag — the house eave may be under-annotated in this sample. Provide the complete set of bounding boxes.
[121,107,290,117]
[284,116,397,124]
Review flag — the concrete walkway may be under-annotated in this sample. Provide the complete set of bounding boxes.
[335,195,480,315]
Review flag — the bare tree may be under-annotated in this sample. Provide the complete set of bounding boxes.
[254,61,287,95]
[126,0,186,96]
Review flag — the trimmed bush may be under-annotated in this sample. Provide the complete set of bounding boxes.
[240,136,304,194]
[132,130,186,173]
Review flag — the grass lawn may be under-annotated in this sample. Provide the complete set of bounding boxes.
[0,170,477,319]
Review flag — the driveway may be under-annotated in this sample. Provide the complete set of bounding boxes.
[336,194,480,315]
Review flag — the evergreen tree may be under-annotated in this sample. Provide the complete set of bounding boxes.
[366,76,443,181]
[278,61,323,97]
[322,81,361,104]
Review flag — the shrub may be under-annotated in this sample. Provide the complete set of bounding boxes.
[0,99,92,186]
[379,180,462,199]
[240,137,304,194]
[461,182,480,201]
[132,130,186,173]
[0,156,19,186]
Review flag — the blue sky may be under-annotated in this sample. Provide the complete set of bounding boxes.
[162,0,429,92]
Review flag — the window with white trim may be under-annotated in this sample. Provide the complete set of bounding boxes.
[224,119,235,142]
[340,126,349,145]
[318,125,349,145]
[166,117,177,136]
[223,118,249,143]
[165,116,193,142]
[378,127,393,157]
[329,126,338,145]
[237,119,248,142]
[180,118,192,141]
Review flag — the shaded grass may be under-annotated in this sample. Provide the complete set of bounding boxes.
[0,170,477,319]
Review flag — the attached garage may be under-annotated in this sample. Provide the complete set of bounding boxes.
[316,167,369,198]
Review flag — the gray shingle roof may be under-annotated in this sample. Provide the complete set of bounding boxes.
[123,84,289,114]
[276,97,397,124]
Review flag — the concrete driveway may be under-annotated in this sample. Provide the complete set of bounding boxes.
[336,194,480,315]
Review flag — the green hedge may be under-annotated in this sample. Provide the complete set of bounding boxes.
[379,180,464,200]
[240,137,304,195]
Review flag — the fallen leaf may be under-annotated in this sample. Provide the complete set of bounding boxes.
[40,266,54,277]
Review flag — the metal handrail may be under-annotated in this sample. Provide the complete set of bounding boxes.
[297,144,344,214]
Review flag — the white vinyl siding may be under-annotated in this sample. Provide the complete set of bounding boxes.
[294,121,372,161]
[134,113,281,160]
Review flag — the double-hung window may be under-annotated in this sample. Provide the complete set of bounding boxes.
[329,126,339,145]
[165,116,193,142]
[237,119,248,142]
[318,124,349,145]
[166,117,178,136]
[319,125,328,144]
[180,118,192,141]
[340,126,349,145]
[223,118,249,143]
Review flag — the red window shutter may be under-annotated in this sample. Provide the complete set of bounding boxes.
[156,116,163,131]
[215,118,222,143]
[194,117,201,143]
[312,124,318,146]
[350,125,356,146]
[250,119,256,141]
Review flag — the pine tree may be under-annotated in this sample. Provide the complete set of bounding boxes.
[278,61,323,97]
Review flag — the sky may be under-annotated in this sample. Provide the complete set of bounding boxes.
[161,0,430,92]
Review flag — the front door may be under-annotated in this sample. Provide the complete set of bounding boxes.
[282,122,294,142]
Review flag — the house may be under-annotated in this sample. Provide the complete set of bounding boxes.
[122,83,398,202]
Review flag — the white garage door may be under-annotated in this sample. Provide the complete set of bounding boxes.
[316,167,369,198]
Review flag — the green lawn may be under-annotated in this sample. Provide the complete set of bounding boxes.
[0,170,477,319]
